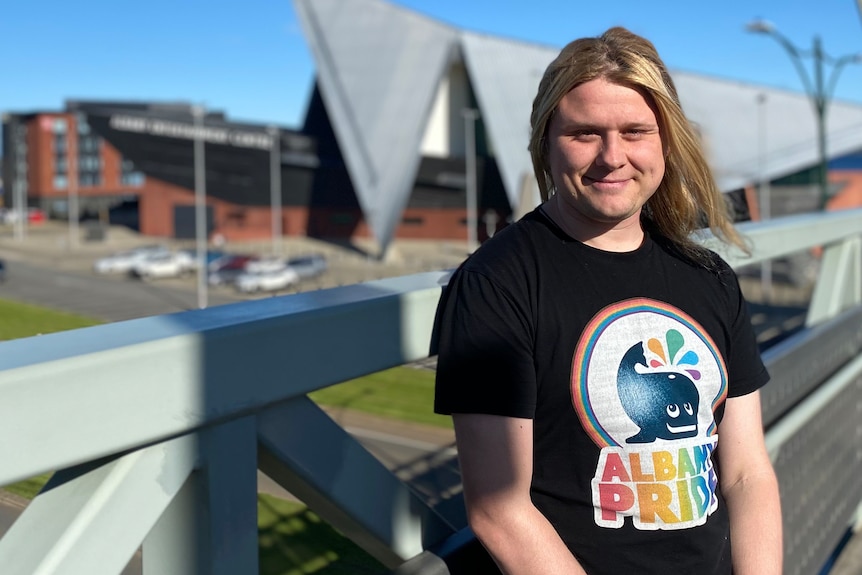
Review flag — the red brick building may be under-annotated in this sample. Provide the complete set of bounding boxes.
[2,101,510,245]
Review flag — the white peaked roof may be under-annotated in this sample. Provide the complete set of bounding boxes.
[294,0,862,250]
[459,33,556,210]
[294,0,457,250]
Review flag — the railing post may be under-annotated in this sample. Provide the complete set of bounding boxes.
[142,417,259,575]
[807,237,862,326]
[0,435,196,575]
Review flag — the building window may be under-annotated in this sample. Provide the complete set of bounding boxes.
[402,217,424,225]
[52,118,67,134]
[120,158,144,187]
[54,175,68,189]
[122,172,144,186]
[74,115,103,187]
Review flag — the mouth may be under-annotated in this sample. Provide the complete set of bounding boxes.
[584,177,630,189]
[666,423,696,434]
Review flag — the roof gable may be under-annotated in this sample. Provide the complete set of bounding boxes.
[294,0,458,251]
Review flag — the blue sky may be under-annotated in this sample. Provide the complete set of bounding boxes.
[4,0,862,130]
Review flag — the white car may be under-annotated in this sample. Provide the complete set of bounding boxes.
[286,255,328,279]
[93,245,169,274]
[235,267,300,293]
[132,251,196,280]
[244,257,288,274]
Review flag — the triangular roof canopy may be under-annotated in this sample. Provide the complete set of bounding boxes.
[295,0,862,251]
[294,0,457,252]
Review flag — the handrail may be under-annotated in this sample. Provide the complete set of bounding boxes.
[0,209,861,574]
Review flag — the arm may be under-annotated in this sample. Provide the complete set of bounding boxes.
[716,391,782,575]
[453,413,588,575]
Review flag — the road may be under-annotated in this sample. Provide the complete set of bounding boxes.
[0,259,241,321]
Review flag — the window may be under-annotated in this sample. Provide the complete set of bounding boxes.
[121,172,144,186]
[120,157,144,187]
[53,175,68,189]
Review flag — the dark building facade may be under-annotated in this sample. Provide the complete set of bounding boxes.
[1,99,510,243]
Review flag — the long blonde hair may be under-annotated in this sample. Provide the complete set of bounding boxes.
[529,27,747,261]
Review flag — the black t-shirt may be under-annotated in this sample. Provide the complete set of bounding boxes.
[434,209,769,575]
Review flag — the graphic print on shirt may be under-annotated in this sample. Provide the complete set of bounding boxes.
[571,298,728,531]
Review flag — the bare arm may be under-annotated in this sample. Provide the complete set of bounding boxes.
[717,391,782,575]
[453,413,588,575]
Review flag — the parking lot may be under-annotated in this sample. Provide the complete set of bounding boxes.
[0,221,472,308]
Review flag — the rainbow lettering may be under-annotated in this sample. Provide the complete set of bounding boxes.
[591,438,719,530]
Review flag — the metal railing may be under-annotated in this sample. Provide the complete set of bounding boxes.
[0,209,861,574]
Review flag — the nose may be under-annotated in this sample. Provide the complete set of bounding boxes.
[596,134,625,169]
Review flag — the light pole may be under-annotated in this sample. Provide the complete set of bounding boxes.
[192,105,208,310]
[68,118,79,249]
[746,19,862,210]
[757,93,772,303]
[268,125,283,256]
[462,109,479,253]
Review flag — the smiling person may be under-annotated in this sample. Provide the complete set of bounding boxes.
[433,27,782,575]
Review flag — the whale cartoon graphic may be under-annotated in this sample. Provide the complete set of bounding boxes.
[617,341,700,443]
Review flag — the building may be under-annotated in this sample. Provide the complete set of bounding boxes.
[1,98,508,245]
[5,0,862,253]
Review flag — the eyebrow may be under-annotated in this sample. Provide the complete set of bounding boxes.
[559,121,659,131]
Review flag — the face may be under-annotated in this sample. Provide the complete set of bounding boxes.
[547,78,666,231]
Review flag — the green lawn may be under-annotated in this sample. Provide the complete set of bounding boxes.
[0,298,101,341]
[310,366,452,429]
[0,296,444,573]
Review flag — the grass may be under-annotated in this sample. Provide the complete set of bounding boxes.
[310,366,452,429]
[0,298,101,341]
[0,297,444,573]
[258,495,386,575]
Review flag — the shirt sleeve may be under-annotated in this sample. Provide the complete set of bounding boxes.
[723,265,770,398]
[433,267,538,418]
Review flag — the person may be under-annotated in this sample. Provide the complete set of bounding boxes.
[433,27,782,575]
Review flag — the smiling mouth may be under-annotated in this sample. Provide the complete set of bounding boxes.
[585,177,630,186]
[666,423,696,434]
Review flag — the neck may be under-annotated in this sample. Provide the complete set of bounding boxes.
[543,195,646,252]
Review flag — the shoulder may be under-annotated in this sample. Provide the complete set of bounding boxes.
[460,209,559,277]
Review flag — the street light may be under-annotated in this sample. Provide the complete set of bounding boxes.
[268,125,283,256]
[462,108,479,253]
[68,117,79,249]
[746,19,862,210]
[192,105,208,310]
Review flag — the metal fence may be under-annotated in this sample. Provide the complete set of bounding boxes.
[0,209,861,574]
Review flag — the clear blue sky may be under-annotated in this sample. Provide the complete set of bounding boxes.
[3,0,862,131]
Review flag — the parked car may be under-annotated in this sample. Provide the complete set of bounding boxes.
[179,249,229,271]
[93,245,170,274]
[235,266,300,293]
[27,208,46,224]
[286,255,328,279]
[243,256,288,274]
[0,259,6,282]
[131,251,196,280]
[207,255,255,286]
[0,207,47,225]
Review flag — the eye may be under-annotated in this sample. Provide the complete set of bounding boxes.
[572,130,599,142]
[666,404,680,418]
[683,402,694,416]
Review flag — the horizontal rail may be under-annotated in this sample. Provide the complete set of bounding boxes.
[1,209,861,574]
[0,271,450,486]
[700,207,862,267]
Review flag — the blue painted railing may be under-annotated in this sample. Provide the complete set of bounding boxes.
[0,209,861,575]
